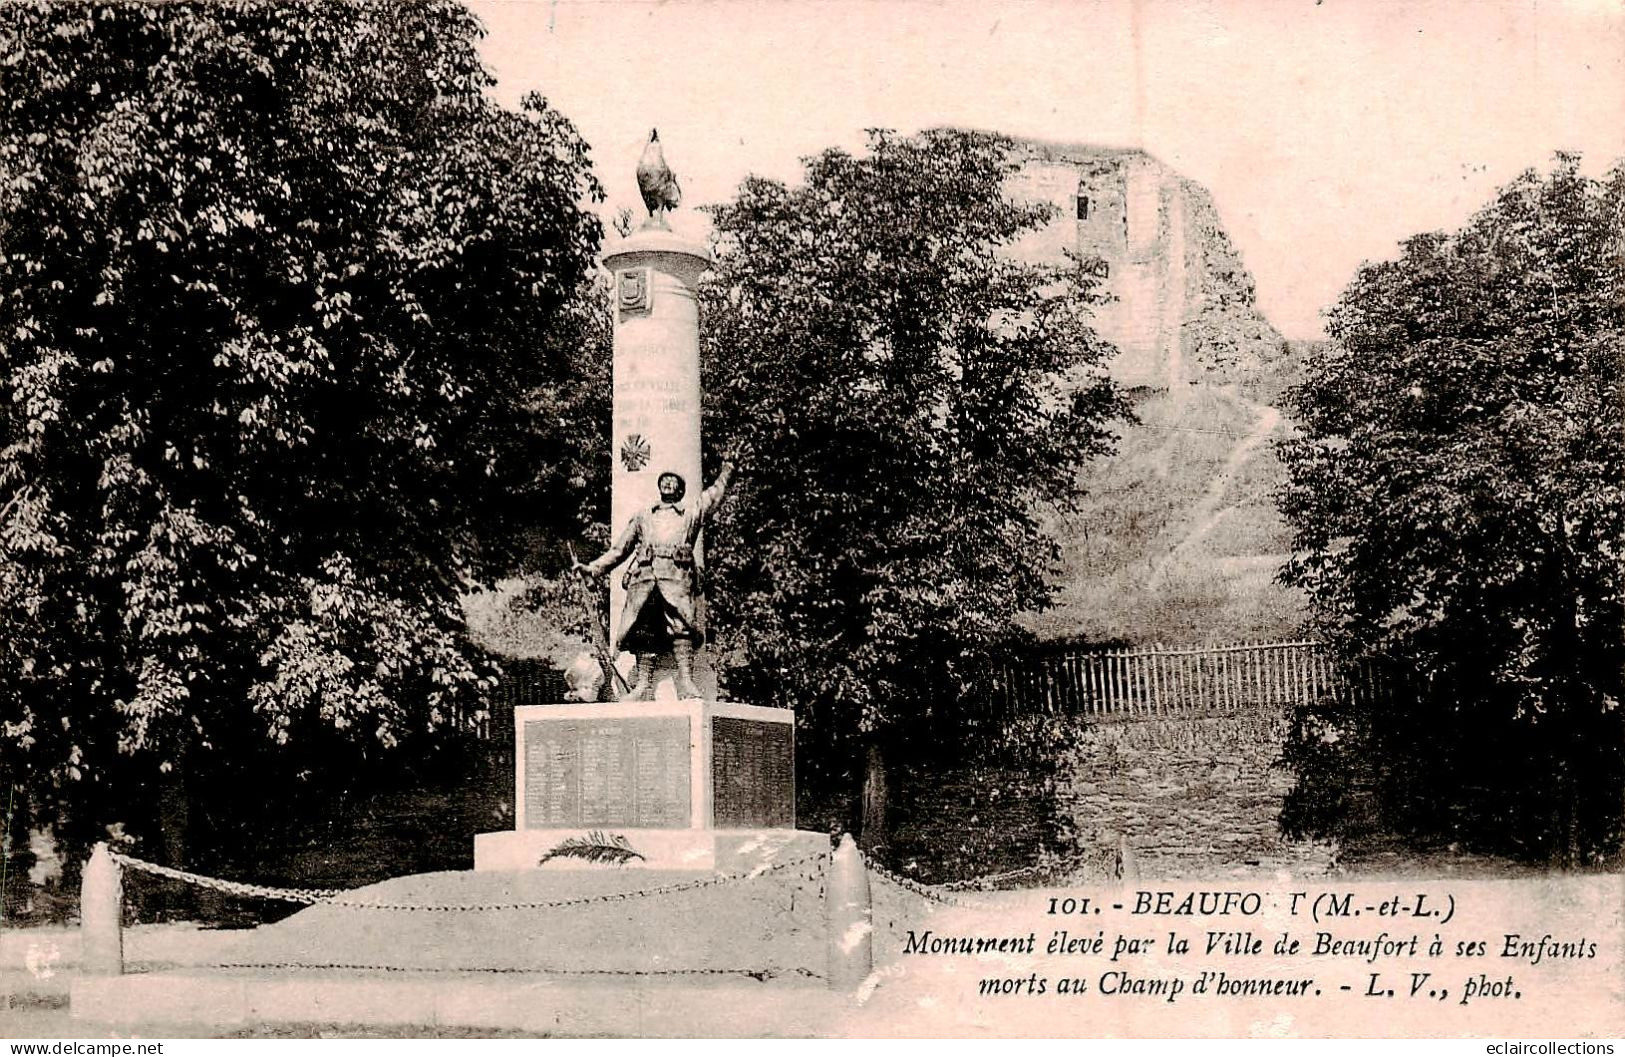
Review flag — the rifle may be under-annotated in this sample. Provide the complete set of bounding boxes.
[568,543,630,698]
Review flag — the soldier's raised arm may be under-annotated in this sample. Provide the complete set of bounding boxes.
[698,459,736,518]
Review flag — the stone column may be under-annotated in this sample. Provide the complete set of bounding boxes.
[602,230,714,700]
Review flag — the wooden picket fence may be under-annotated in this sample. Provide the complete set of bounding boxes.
[490,657,567,712]
[989,640,1392,720]
[450,657,566,739]
[472,641,1393,729]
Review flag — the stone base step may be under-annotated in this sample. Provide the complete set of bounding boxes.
[475,827,826,872]
[204,862,831,977]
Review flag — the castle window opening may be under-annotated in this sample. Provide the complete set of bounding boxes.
[1076,194,1091,220]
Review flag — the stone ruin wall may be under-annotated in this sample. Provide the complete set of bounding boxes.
[1177,178,1285,381]
[1005,139,1282,389]
[1057,709,1335,880]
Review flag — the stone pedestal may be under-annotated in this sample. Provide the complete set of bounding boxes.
[602,229,714,701]
[474,700,817,871]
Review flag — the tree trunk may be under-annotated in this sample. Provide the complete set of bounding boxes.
[156,761,194,919]
[1551,506,1583,868]
[858,742,889,857]
[1,784,29,921]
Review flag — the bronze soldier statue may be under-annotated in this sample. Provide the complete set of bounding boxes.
[576,460,735,700]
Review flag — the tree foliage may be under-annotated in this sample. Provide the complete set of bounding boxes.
[700,129,1127,832]
[1278,155,1625,862]
[0,1,602,855]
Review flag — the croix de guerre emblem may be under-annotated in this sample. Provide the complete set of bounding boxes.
[619,433,651,472]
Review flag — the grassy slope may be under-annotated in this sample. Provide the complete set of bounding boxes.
[1023,343,1322,647]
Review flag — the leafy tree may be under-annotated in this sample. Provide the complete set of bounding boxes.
[0,1,602,870]
[1277,155,1624,864]
[700,129,1126,852]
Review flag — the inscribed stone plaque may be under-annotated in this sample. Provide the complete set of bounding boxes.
[524,717,690,828]
[710,717,794,828]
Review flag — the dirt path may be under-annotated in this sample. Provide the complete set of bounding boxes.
[1147,399,1281,588]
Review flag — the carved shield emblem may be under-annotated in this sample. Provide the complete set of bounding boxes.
[617,268,650,315]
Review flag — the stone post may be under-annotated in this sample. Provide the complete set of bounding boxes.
[1116,833,1140,886]
[825,833,873,992]
[80,842,122,976]
[601,229,714,700]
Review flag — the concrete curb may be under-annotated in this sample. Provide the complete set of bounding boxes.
[71,970,849,1037]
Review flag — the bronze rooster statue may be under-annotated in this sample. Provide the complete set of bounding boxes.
[635,128,681,229]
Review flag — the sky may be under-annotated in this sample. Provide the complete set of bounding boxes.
[467,0,1625,339]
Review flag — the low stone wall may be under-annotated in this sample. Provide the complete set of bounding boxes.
[1058,708,1334,880]
[884,756,1093,888]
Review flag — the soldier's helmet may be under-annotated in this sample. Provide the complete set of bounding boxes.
[657,472,686,501]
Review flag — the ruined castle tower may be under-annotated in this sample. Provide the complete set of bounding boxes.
[1004,138,1281,389]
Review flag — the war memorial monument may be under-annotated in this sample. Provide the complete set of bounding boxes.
[69,139,869,1030]
[474,133,823,873]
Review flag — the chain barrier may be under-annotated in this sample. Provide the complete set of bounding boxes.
[107,851,342,905]
[208,961,823,981]
[110,849,826,912]
[859,852,986,908]
[104,843,1131,982]
[861,848,1116,904]
[938,851,1105,891]
[114,843,1108,916]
